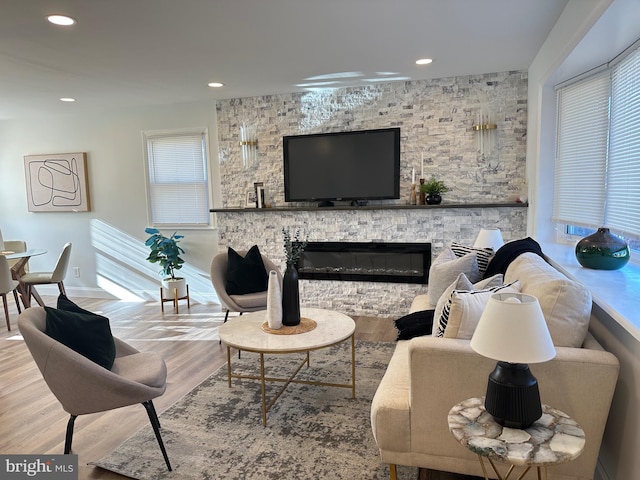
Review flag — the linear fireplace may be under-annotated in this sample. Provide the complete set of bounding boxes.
[295,242,431,284]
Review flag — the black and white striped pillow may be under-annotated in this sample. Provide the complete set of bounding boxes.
[450,243,494,274]
[435,281,517,337]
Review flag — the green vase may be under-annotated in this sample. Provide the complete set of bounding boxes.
[575,227,630,270]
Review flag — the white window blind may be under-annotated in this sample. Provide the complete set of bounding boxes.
[145,129,211,227]
[552,72,610,228]
[606,49,640,236]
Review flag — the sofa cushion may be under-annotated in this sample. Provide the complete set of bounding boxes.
[450,242,494,274]
[393,310,435,340]
[370,340,411,453]
[426,248,480,306]
[442,281,521,339]
[410,294,432,313]
[505,252,592,347]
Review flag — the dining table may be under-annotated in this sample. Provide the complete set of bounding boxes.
[1,249,47,308]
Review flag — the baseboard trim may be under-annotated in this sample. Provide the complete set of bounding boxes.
[30,285,219,304]
[594,457,612,480]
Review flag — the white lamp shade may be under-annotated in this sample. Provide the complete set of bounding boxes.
[470,293,556,364]
[473,227,504,252]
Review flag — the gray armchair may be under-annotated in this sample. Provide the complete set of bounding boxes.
[210,249,282,322]
[18,307,172,471]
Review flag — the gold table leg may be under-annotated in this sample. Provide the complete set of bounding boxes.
[224,335,356,427]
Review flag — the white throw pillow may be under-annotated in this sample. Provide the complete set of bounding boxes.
[439,281,521,339]
[433,272,504,332]
[426,249,480,307]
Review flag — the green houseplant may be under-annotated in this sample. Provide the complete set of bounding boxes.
[145,227,187,298]
[419,177,449,205]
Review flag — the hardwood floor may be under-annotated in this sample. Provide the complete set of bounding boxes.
[0,296,477,480]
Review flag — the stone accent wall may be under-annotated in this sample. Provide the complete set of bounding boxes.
[216,71,528,209]
[215,206,527,317]
[213,71,528,317]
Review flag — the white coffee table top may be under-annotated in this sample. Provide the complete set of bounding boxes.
[219,307,355,354]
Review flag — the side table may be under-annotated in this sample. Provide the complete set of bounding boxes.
[448,397,585,480]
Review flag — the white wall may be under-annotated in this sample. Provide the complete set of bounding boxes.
[0,101,220,303]
[527,1,640,479]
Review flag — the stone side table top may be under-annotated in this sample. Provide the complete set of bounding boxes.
[448,397,585,467]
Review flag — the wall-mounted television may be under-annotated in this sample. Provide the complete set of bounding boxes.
[283,127,400,206]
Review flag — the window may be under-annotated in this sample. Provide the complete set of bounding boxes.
[554,43,640,247]
[143,128,211,227]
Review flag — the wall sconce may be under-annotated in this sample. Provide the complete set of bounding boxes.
[239,123,258,169]
[473,110,496,157]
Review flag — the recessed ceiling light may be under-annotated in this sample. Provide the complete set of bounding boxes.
[208,82,224,88]
[47,15,77,26]
[60,97,76,102]
[415,58,433,65]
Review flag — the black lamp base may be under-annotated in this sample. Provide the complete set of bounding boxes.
[484,361,542,430]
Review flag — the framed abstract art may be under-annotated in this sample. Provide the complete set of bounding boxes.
[23,152,90,212]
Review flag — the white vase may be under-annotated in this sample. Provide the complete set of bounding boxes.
[266,270,282,329]
[162,277,187,298]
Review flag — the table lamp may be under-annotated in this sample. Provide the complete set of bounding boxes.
[473,227,504,252]
[470,293,556,429]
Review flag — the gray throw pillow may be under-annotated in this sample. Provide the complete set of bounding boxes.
[426,248,479,306]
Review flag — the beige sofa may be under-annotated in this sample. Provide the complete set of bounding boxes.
[371,252,620,480]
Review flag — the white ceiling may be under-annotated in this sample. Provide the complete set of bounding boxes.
[0,0,570,120]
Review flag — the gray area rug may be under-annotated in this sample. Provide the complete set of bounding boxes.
[92,340,419,479]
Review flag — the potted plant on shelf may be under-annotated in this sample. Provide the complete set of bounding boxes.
[144,227,187,299]
[419,177,449,205]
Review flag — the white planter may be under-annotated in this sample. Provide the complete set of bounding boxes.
[161,277,187,299]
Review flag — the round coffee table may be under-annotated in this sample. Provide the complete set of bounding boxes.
[219,307,356,426]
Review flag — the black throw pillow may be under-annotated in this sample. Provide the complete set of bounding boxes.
[45,300,116,370]
[393,309,435,341]
[225,245,269,295]
[57,293,98,316]
[483,237,544,279]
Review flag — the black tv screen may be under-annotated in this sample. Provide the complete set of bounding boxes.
[283,127,400,205]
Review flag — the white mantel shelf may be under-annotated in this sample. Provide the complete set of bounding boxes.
[210,202,527,213]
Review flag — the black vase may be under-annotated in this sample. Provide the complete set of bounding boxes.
[426,194,442,205]
[575,227,630,270]
[281,263,301,326]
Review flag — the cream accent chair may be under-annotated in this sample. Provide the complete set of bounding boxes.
[18,306,172,470]
[19,242,72,306]
[0,255,21,330]
[4,240,28,271]
[371,253,620,480]
[210,249,282,323]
